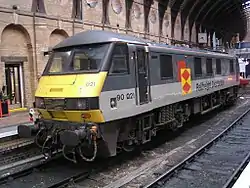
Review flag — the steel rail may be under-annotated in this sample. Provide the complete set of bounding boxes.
[0,159,48,185]
[46,148,141,188]
[0,145,41,169]
[0,152,110,187]
[144,107,250,188]
[0,152,61,185]
[0,138,34,154]
[47,156,123,188]
[47,171,91,188]
[0,154,43,172]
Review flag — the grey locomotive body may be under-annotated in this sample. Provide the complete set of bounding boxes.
[97,31,239,157]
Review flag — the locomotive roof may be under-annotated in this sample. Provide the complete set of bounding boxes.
[53,30,148,49]
[53,30,235,58]
[148,43,235,58]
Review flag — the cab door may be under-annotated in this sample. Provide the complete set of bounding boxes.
[134,46,151,105]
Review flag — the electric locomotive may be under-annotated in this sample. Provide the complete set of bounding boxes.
[18,30,240,162]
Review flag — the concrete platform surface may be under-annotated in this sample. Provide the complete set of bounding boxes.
[0,111,30,138]
[0,111,29,128]
[0,125,18,138]
[232,161,250,188]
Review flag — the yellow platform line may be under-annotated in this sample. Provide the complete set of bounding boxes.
[9,108,28,113]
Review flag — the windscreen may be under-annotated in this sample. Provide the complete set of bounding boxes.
[43,43,110,75]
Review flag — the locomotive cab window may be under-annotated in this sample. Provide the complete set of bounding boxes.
[206,58,213,76]
[194,57,202,77]
[46,51,70,73]
[216,59,221,75]
[43,43,110,75]
[73,52,98,71]
[160,55,173,79]
[229,60,234,73]
[71,44,109,72]
[223,59,230,75]
[109,44,129,75]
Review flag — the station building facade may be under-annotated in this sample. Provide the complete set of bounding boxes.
[0,0,199,110]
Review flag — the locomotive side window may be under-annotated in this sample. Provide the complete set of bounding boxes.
[206,58,213,76]
[109,44,129,74]
[194,57,202,77]
[160,55,173,79]
[229,60,234,73]
[216,59,221,74]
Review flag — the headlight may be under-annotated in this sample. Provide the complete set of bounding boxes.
[35,97,45,108]
[65,98,88,110]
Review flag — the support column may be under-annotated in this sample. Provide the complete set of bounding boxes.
[212,32,216,50]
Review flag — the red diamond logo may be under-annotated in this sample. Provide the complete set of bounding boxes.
[183,82,191,93]
[182,70,190,80]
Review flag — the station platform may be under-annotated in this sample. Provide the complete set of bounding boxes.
[0,111,29,139]
[232,162,250,188]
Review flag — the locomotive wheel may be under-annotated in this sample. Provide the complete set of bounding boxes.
[169,121,178,132]
[77,142,96,158]
[169,113,184,132]
[122,140,135,152]
[175,113,184,128]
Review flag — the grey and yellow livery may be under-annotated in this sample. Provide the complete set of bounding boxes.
[18,30,240,162]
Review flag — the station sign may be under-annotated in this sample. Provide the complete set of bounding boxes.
[198,33,207,44]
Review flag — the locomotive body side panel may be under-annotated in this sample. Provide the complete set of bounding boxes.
[99,75,238,121]
[99,44,239,122]
[99,43,137,123]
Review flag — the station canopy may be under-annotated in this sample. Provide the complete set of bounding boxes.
[158,0,250,40]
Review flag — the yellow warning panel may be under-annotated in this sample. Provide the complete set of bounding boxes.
[181,68,192,95]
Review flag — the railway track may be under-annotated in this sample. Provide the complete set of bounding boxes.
[0,137,37,168]
[1,98,250,188]
[0,144,41,169]
[0,158,93,188]
[145,107,250,188]
[0,122,35,154]
[0,152,62,185]
[0,137,34,154]
[0,148,139,188]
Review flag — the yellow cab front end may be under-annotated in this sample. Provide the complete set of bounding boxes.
[18,42,112,162]
[35,73,107,123]
[34,42,111,124]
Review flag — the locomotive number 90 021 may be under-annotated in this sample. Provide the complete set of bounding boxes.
[116,93,135,101]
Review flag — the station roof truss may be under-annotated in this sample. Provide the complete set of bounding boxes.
[154,0,250,40]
